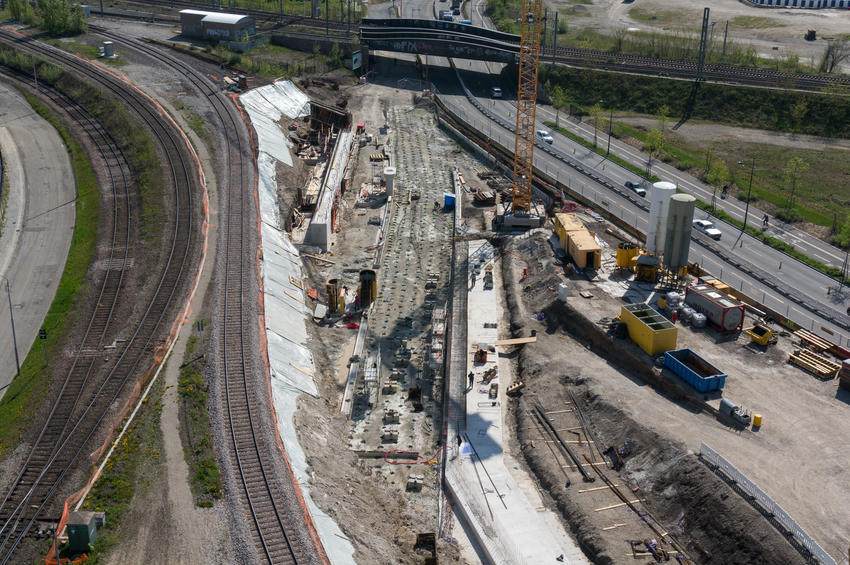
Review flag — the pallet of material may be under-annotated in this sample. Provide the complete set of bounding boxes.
[369,153,387,161]
[795,328,834,353]
[789,349,840,379]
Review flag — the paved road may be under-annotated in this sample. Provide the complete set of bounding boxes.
[0,82,75,398]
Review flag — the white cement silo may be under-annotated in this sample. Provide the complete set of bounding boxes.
[647,181,677,254]
[663,193,696,270]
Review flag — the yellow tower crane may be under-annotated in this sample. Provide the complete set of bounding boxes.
[508,0,544,223]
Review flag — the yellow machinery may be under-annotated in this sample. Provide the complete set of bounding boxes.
[703,278,731,294]
[326,278,345,315]
[634,253,659,283]
[616,243,639,269]
[745,324,774,346]
[510,0,544,215]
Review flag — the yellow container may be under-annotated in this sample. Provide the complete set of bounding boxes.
[657,295,667,310]
[620,304,678,355]
[752,413,763,427]
[616,243,639,269]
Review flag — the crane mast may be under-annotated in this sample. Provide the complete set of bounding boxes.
[510,0,544,215]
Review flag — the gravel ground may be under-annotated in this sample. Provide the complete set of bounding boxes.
[560,0,850,69]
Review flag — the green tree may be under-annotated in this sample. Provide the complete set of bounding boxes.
[550,85,567,128]
[644,129,664,177]
[818,39,850,74]
[68,3,87,34]
[790,98,808,130]
[705,159,730,188]
[656,104,670,134]
[328,42,341,69]
[8,0,23,20]
[783,156,809,211]
[37,0,71,35]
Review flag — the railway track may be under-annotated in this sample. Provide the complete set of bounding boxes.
[0,28,197,561]
[92,28,315,563]
[119,0,352,32]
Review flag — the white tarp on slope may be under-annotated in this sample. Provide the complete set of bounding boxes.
[240,81,310,167]
[241,82,355,564]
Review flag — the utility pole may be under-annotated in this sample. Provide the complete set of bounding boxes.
[696,8,710,82]
[2,276,20,379]
[721,20,729,63]
[542,7,548,53]
[551,12,558,66]
[742,157,755,233]
[606,105,613,155]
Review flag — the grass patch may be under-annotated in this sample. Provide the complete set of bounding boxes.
[0,167,8,239]
[76,377,164,562]
[730,15,786,29]
[629,7,687,26]
[612,121,847,228]
[0,94,99,455]
[543,120,660,182]
[184,110,207,138]
[48,38,127,66]
[178,329,221,507]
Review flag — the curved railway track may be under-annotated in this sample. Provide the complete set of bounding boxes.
[93,28,314,563]
[0,28,197,562]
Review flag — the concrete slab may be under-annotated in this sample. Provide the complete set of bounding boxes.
[446,240,590,565]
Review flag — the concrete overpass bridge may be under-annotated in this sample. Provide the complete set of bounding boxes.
[359,18,519,63]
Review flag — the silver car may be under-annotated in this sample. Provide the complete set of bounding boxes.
[693,219,722,240]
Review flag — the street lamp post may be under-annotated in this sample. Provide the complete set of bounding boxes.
[1,275,20,379]
[606,106,614,156]
[742,157,755,233]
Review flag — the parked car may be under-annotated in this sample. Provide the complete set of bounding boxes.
[693,219,722,240]
[624,180,646,197]
[490,86,502,98]
[536,129,554,144]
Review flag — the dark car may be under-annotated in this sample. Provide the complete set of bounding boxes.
[624,180,646,197]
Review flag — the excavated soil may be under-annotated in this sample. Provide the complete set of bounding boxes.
[500,230,805,565]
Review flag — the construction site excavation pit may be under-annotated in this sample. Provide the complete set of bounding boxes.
[294,91,495,562]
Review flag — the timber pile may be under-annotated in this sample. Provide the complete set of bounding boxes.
[789,349,840,379]
[795,328,833,353]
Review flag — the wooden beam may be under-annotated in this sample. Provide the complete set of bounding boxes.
[602,523,627,531]
[494,336,537,346]
[594,499,644,512]
[579,485,622,493]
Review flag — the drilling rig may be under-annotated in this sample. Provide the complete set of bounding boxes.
[499,0,544,229]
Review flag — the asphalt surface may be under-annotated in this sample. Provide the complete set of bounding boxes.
[0,82,75,398]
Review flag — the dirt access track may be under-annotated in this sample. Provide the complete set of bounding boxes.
[497,229,848,563]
